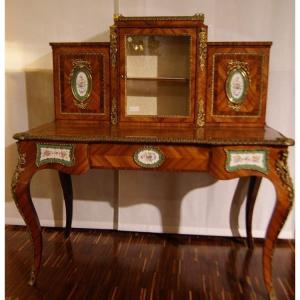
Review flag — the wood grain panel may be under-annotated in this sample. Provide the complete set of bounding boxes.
[89,144,210,171]
[51,43,110,121]
[206,43,271,126]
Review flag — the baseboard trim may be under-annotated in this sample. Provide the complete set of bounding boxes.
[5,218,294,239]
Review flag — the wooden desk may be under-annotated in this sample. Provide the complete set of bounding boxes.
[12,120,294,299]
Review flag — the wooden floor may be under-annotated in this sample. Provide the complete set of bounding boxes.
[5,226,294,300]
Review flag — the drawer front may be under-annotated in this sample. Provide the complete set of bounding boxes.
[89,144,210,171]
[209,146,272,179]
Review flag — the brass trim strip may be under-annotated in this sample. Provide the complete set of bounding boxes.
[197,98,205,127]
[110,26,118,68]
[111,97,118,125]
[13,132,294,146]
[275,150,294,201]
[114,13,205,22]
[199,27,207,72]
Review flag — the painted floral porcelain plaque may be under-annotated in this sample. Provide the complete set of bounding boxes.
[36,143,75,167]
[133,146,164,168]
[225,149,268,174]
[70,67,92,102]
[225,69,249,104]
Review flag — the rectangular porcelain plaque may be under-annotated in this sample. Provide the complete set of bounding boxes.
[36,144,75,167]
[225,150,268,174]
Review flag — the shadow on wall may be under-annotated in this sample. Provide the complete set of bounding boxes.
[6,32,112,227]
[6,30,250,234]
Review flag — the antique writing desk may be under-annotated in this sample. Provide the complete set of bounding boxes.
[11,15,294,300]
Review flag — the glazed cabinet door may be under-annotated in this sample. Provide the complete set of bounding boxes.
[118,28,197,126]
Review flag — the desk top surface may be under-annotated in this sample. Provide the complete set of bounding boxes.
[13,121,293,146]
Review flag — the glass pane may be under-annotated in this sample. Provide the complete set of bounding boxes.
[125,35,191,117]
[126,79,189,116]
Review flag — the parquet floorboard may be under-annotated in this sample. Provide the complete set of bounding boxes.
[5,226,294,300]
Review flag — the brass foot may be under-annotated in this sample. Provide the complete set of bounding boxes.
[28,270,36,286]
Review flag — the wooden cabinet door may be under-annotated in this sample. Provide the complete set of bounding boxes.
[206,42,271,126]
[51,43,110,121]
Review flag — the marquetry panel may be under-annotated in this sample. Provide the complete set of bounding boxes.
[51,43,110,121]
[206,42,271,126]
[89,144,210,171]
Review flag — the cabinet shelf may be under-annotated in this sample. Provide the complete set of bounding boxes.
[126,77,189,82]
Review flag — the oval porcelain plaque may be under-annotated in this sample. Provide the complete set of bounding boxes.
[71,67,92,102]
[226,69,249,104]
[133,147,164,168]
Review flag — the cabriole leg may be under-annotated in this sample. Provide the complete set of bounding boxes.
[263,151,294,300]
[246,176,262,248]
[11,150,42,286]
[58,172,73,238]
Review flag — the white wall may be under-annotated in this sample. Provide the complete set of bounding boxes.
[5,0,295,239]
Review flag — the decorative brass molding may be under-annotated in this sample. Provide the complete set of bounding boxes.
[11,151,26,200]
[275,150,294,201]
[197,98,205,127]
[114,13,205,22]
[225,60,250,111]
[199,27,207,72]
[71,59,91,70]
[280,138,295,146]
[12,131,294,147]
[111,97,118,125]
[69,59,92,109]
[11,147,27,224]
[228,103,241,112]
[227,60,250,75]
[72,98,90,110]
[110,26,118,68]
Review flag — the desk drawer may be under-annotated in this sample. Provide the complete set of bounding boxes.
[89,144,210,171]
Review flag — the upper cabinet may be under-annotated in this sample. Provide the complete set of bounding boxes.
[50,14,272,128]
[110,15,207,127]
